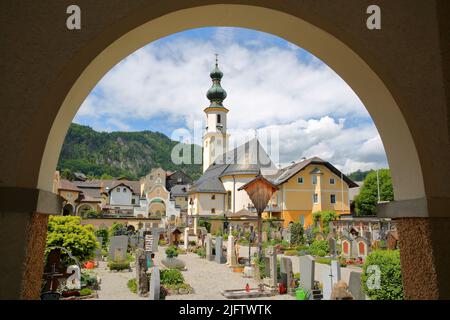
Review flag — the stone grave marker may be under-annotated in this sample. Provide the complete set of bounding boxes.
[348,271,365,300]
[95,237,103,261]
[184,228,189,250]
[149,266,160,300]
[215,236,225,263]
[298,255,315,293]
[280,257,293,294]
[109,235,128,261]
[206,233,213,261]
[263,246,278,291]
[226,234,237,266]
[151,228,160,252]
[328,237,337,256]
[323,260,342,300]
[136,248,149,296]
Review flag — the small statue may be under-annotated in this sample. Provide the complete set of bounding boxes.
[330,281,354,300]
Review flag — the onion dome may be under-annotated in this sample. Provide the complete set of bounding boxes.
[206,54,227,108]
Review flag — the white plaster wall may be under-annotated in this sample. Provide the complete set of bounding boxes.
[109,186,132,206]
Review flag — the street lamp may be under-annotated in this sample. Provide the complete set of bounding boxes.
[238,174,278,260]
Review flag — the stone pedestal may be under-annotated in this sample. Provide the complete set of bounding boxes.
[149,267,160,300]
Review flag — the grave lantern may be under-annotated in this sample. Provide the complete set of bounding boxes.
[238,174,278,259]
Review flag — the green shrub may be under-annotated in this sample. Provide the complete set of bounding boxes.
[160,269,184,286]
[79,288,93,296]
[309,240,329,257]
[81,270,99,289]
[361,250,403,300]
[195,247,206,258]
[94,227,109,249]
[127,278,137,293]
[198,219,211,232]
[290,222,305,245]
[46,216,98,264]
[284,250,299,256]
[108,260,130,271]
[165,246,179,258]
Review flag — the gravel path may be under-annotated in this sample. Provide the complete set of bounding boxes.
[92,249,295,300]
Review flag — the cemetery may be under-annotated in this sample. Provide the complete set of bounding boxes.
[39,202,402,300]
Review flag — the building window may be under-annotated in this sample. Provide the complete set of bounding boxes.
[123,188,127,192]
[312,176,317,185]
[131,198,136,205]
[116,188,120,192]
[313,193,319,204]
[211,194,216,200]
[297,177,304,184]
[227,191,232,210]
[217,114,221,124]
[211,208,216,214]
[330,178,335,185]
[330,194,336,204]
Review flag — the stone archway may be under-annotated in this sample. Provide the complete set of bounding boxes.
[0,1,449,299]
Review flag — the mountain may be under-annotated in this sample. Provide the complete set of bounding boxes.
[347,169,373,182]
[57,123,203,180]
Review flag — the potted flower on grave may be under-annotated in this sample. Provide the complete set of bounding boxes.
[232,264,245,273]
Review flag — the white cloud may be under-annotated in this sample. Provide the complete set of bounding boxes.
[76,27,387,173]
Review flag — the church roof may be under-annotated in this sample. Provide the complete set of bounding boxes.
[190,139,279,194]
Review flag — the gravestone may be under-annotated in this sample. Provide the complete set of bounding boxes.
[323,260,342,300]
[264,246,278,291]
[280,257,294,294]
[298,255,315,293]
[95,237,103,261]
[215,236,225,263]
[66,265,81,290]
[206,233,213,261]
[328,237,337,256]
[135,248,149,296]
[348,271,365,300]
[149,266,160,300]
[109,235,128,261]
[226,235,237,266]
[261,231,268,243]
[184,228,189,250]
[151,228,160,252]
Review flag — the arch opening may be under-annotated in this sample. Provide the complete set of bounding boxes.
[38,4,424,208]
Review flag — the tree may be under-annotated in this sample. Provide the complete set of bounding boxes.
[312,210,337,234]
[290,222,305,246]
[46,216,98,264]
[361,250,403,300]
[355,169,393,216]
[94,227,109,250]
[61,168,75,181]
[108,222,125,236]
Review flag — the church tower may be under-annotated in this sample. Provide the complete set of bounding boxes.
[203,55,229,172]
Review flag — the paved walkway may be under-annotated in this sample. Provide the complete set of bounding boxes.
[92,249,295,300]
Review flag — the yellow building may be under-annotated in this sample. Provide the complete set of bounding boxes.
[263,157,358,228]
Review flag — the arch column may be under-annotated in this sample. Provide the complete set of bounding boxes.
[379,198,450,299]
[0,187,62,299]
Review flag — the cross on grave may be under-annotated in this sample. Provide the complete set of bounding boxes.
[41,249,75,300]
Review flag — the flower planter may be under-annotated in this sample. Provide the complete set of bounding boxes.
[233,266,244,273]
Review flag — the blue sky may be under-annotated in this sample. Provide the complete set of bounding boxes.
[75,27,388,173]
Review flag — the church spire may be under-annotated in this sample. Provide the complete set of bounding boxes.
[206,54,227,108]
